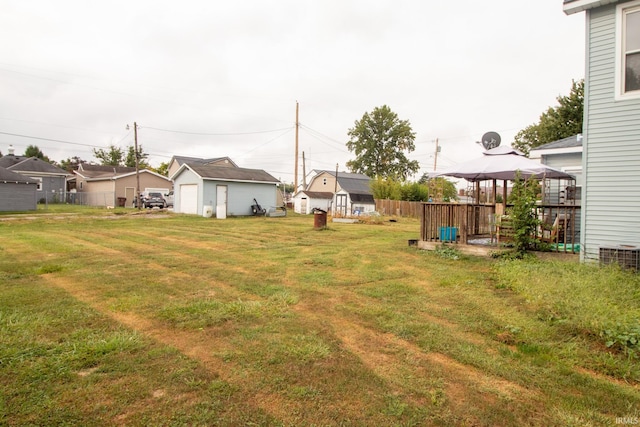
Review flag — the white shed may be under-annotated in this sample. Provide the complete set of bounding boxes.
[293,191,333,214]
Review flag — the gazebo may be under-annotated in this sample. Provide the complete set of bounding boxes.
[420,146,579,254]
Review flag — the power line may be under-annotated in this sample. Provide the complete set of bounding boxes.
[299,125,349,153]
[235,127,294,157]
[143,125,293,136]
[0,131,99,149]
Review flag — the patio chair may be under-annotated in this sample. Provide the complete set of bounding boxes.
[542,214,570,243]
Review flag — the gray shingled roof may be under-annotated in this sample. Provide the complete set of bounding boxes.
[337,175,373,195]
[0,167,39,184]
[77,164,136,178]
[172,156,237,167]
[312,170,373,196]
[299,191,333,199]
[6,157,69,175]
[0,155,26,168]
[531,134,582,151]
[187,163,279,183]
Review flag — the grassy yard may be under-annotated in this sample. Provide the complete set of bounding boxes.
[1,207,639,426]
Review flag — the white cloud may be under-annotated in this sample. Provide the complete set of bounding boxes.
[0,0,585,183]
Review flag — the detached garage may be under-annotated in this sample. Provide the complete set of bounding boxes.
[0,167,38,212]
[171,163,279,216]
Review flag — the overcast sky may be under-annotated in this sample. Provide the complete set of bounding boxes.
[0,1,585,185]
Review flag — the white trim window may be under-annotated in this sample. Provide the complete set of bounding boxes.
[616,1,640,99]
[31,177,43,191]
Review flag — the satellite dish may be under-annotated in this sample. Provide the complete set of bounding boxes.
[481,131,501,150]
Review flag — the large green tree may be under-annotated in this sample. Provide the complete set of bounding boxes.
[513,80,584,156]
[59,156,86,173]
[125,145,149,169]
[24,145,51,162]
[93,145,124,166]
[93,144,148,168]
[418,174,459,202]
[346,105,420,180]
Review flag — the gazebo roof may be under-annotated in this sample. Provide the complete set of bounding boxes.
[431,146,575,182]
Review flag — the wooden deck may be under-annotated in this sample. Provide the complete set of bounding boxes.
[419,202,581,254]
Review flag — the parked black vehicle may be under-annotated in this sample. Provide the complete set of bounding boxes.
[138,191,166,208]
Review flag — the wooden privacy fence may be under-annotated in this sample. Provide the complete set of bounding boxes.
[375,199,423,218]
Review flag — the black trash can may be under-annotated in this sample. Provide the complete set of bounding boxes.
[117,197,127,207]
[313,208,327,229]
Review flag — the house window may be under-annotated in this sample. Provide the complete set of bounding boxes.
[617,1,640,98]
[32,177,42,191]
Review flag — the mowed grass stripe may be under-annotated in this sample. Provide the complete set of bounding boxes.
[2,211,639,425]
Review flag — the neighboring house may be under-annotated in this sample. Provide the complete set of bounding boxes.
[0,167,38,211]
[298,170,375,216]
[167,156,237,178]
[529,134,583,204]
[564,0,640,263]
[74,164,172,207]
[0,149,70,204]
[530,134,584,245]
[171,162,279,216]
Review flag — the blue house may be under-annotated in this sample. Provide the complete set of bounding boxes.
[171,162,279,217]
[564,0,640,264]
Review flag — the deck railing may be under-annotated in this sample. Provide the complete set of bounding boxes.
[420,202,581,253]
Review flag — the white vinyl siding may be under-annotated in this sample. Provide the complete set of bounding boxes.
[581,3,640,262]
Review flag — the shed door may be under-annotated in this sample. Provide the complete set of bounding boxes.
[301,197,307,214]
[125,187,135,208]
[180,184,198,214]
[336,194,348,216]
[216,185,227,215]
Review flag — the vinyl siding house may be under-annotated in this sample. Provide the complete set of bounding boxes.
[74,164,172,207]
[171,163,279,216]
[529,134,584,204]
[564,0,640,263]
[0,152,70,204]
[297,170,375,216]
[530,134,584,245]
[0,167,38,211]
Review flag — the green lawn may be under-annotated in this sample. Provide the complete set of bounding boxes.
[1,208,639,426]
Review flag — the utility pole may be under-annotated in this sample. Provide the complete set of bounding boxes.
[134,122,141,211]
[333,163,339,216]
[302,151,307,189]
[433,138,439,171]
[294,101,299,193]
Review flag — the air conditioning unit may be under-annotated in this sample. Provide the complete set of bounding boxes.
[599,245,640,271]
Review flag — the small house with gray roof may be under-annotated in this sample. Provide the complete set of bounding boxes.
[74,163,172,207]
[529,134,583,204]
[0,148,70,204]
[0,167,39,211]
[171,162,279,216]
[294,170,375,216]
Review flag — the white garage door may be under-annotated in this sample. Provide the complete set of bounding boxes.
[179,184,198,214]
